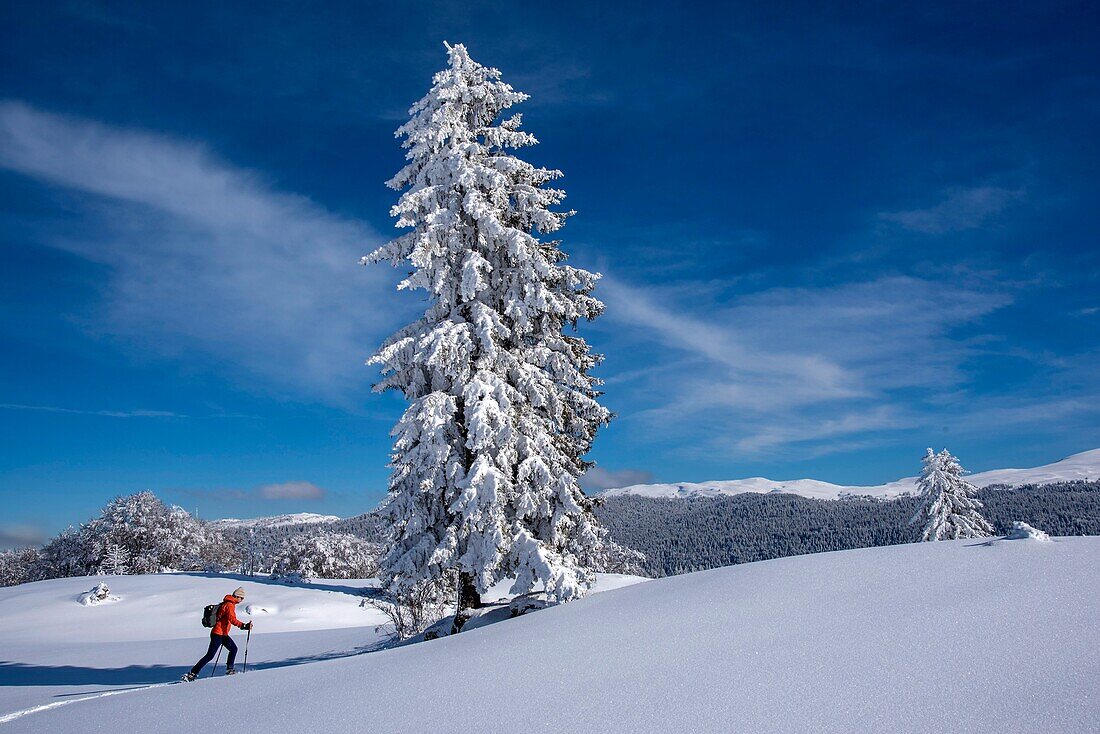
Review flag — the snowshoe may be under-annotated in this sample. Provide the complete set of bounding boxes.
[181,672,197,682]
[224,668,238,676]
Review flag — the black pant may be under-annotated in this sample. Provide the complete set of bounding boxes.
[191,634,237,675]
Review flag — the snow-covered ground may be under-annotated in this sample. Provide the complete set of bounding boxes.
[0,573,385,717]
[0,571,643,722]
[602,447,1100,500]
[2,537,1096,733]
[210,512,341,529]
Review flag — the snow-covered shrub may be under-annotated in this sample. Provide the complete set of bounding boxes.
[910,448,993,541]
[1004,521,1052,542]
[366,43,613,616]
[78,581,119,606]
[270,532,381,582]
[364,577,453,641]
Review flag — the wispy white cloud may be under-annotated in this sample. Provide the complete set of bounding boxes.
[600,278,859,410]
[600,275,1012,458]
[0,403,182,418]
[879,186,1023,234]
[0,403,251,419]
[0,101,401,404]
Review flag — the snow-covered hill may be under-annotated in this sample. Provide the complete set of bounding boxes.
[210,513,341,529]
[602,448,1100,501]
[3,537,1096,733]
[0,572,643,723]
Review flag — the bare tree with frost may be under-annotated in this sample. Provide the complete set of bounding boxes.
[364,43,612,631]
[101,543,130,576]
[910,448,993,541]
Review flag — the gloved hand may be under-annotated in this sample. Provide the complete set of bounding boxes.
[243,621,253,630]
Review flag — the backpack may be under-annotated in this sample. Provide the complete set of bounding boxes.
[201,602,223,628]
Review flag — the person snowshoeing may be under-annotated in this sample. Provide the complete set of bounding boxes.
[183,586,253,681]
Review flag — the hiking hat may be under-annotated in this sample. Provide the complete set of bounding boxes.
[232,586,246,599]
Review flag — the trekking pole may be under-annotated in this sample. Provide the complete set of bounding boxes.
[243,626,251,673]
[209,646,222,679]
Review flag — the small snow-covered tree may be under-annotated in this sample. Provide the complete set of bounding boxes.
[101,543,130,576]
[270,532,381,582]
[910,448,993,541]
[365,43,612,627]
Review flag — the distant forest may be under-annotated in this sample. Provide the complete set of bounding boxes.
[10,482,1096,588]
[223,481,1100,580]
[593,481,1100,577]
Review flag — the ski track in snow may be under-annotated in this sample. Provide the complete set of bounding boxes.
[0,683,174,724]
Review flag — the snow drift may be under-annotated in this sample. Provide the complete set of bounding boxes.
[4,538,1097,733]
[1003,521,1053,542]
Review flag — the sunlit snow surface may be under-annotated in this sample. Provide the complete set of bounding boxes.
[0,572,642,722]
[2,538,1096,733]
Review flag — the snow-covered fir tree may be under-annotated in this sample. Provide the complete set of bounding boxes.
[364,43,612,625]
[910,448,994,541]
[101,543,130,576]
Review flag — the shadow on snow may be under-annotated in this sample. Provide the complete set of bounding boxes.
[170,571,376,598]
[0,640,386,690]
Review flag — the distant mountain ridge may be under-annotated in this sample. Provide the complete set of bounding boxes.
[207,450,1100,526]
[601,448,1100,501]
[210,512,341,529]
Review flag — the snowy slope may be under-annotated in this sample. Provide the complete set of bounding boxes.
[968,447,1100,487]
[5,537,1097,733]
[0,573,386,717]
[0,572,643,721]
[602,447,1100,500]
[210,513,341,529]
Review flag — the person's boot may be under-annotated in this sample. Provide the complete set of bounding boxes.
[181,672,197,682]
[224,667,237,675]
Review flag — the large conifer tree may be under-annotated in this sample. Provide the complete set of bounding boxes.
[364,43,611,624]
[910,448,994,541]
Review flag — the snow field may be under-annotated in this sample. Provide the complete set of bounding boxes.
[4,538,1096,733]
[0,571,645,721]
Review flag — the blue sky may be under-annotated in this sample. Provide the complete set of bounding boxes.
[1,1,1098,546]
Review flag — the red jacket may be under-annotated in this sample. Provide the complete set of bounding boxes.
[211,595,247,636]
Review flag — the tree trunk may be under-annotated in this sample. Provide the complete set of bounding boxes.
[450,572,482,634]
